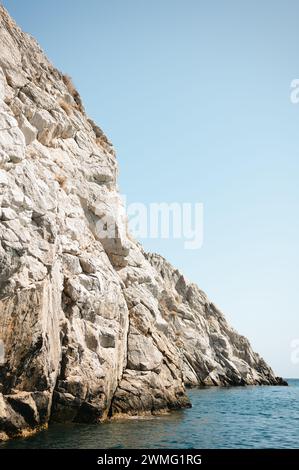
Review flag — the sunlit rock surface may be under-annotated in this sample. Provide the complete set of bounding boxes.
[0,6,284,440]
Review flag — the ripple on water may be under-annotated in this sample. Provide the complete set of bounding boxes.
[0,380,298,449]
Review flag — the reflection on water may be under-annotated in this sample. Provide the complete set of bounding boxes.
[1,380,298,449]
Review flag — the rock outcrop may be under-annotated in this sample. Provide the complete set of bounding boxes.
[0,6,285,440]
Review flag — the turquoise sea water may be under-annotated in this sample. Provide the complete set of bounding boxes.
[1,379,298,449]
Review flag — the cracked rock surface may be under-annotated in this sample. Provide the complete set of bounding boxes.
[0,6,285,440]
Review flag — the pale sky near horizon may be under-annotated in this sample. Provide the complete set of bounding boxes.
[2,0,299,378]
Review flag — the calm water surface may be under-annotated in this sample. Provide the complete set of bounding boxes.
[1,379,298,449]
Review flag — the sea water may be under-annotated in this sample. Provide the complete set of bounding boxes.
[1,379,298,449]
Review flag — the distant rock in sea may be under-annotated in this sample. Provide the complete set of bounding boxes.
[0,5,286,441]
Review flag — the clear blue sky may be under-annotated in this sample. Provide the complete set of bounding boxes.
[3,0,299,378]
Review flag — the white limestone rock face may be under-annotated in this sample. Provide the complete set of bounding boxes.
[0,6,285,440]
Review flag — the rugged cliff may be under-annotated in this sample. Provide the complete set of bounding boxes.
[0,6,284,441]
